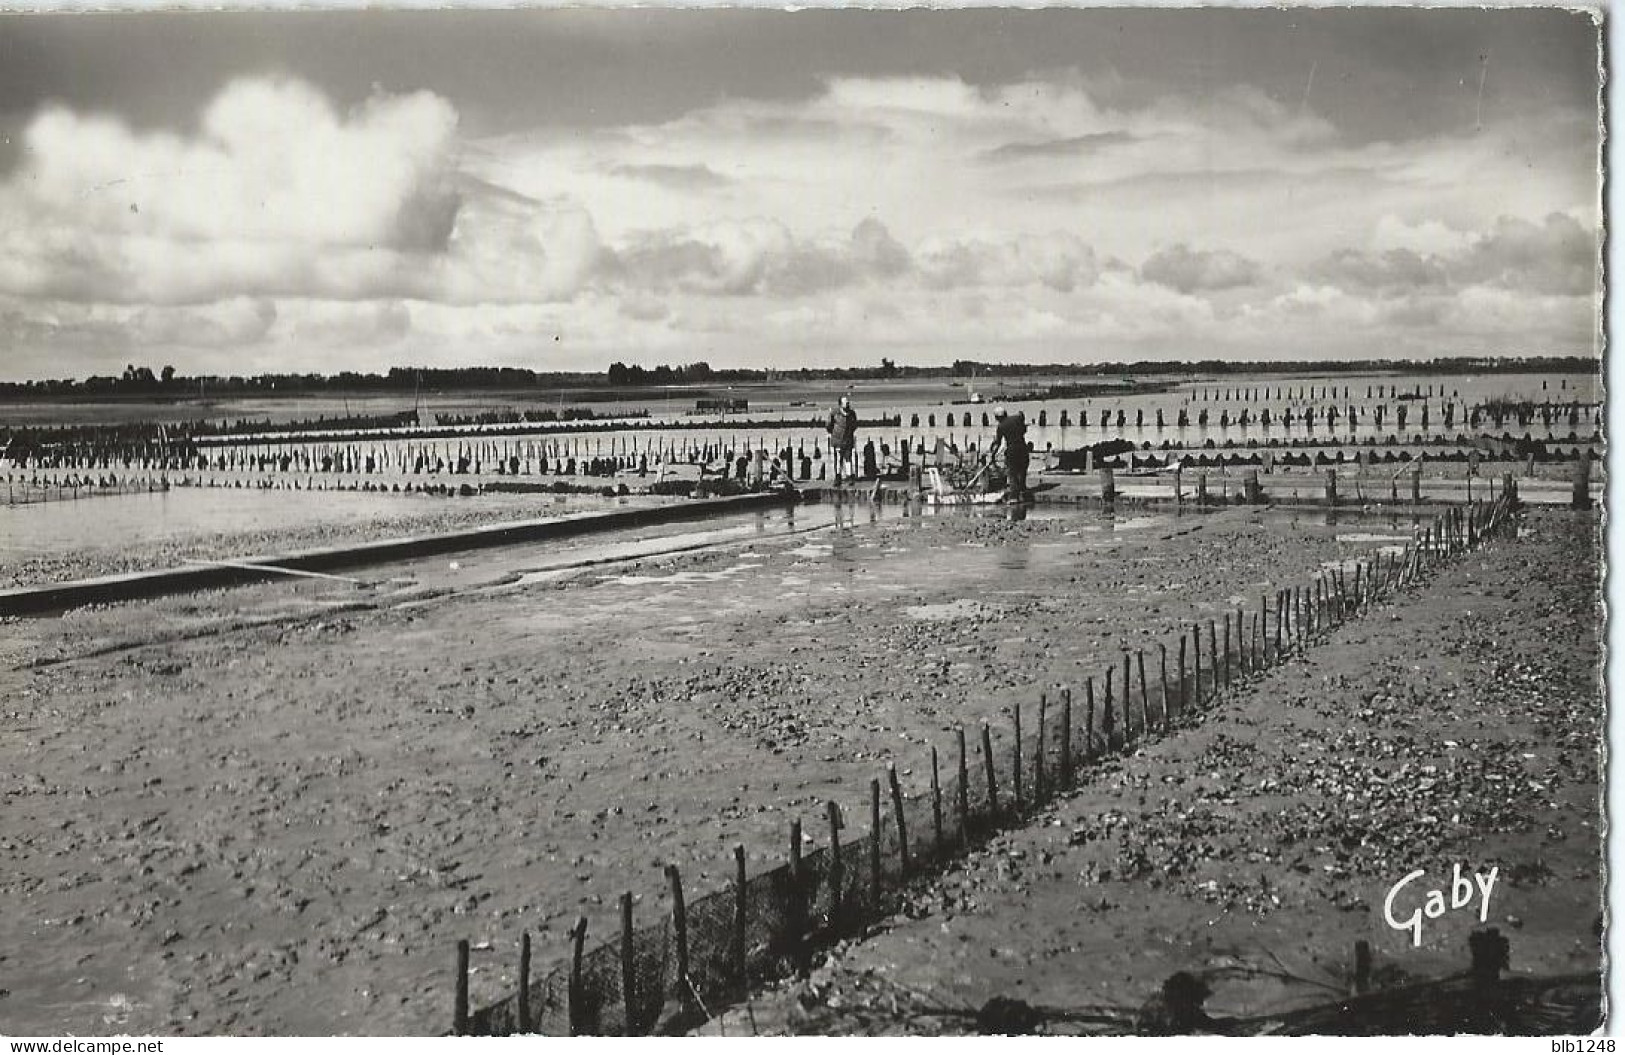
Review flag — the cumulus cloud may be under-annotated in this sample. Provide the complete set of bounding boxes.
[445,194,606,304]
[1139,244,1262,294]
[850,217,911,279]
[1457,213,1595,295]
[1310,212,1595,299]
[917,231,1099,292]
[1311,247,1451,293]
[608,219,805,296]
[0,78,462,305]
[606,217,922,298]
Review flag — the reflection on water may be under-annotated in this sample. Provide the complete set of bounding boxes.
[0,487,446,558]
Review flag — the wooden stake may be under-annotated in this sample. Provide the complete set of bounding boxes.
[826,802,844,930]
[1137,651,1150,732]
[870,778,883,904]
[454,939,470,1036]
[1192,624,1202,704]
[1085,677,1096,758]
[1177,636,1188,713]
[620,893,637,1032]
[1207,622,1218,700]
[1158,645,1170,725]
[955,728,970,843]
[1034,693,1047,803]
[1060,687,1073,786]
[981,724,1000,816]
[790,819,808,977]
[1012,703,1024,810]
[733,845,748,990]
[888,765,910,873]
[930,745,944,858]
[1123,653,1134,739]
[568,917,589,1036]
[665,866,692,1016]
[1103,666,1116,750]
[518,931,532,1034]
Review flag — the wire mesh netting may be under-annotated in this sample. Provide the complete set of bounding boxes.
[459,497,1517,1036]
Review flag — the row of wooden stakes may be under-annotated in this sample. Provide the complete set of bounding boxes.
[448,492,1520,1036]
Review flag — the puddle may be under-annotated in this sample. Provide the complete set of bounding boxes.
[604,561,762,586]
[1112,515,1172,532]
[905,598,1012,622]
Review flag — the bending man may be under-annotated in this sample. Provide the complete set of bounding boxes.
[988,406,1030,503]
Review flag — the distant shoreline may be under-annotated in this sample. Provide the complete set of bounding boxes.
[0,356,1600,406]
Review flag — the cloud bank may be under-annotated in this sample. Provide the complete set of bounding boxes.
[0,68,1600,377]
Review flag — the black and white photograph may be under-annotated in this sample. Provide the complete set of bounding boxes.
[0,4,1608,1041]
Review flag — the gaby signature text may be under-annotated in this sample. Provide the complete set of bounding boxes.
[1383,864,1499,946]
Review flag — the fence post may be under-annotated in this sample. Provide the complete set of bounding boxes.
[568,917,588,1036]
[1177,636,1188,713]
[1206,622,1218,700]
[869,779,883,905]
[826,802,844,930]
[620,893,638,1031]
[790,820,810,977]
[1192,624,1202,704]
[1158,645,1170,724]
[1123,653,1135,739]
[1085,678,1096,759]
[888,765,910,873]
[1060,687,1073,786]
[1011,703,1024,811]
[930,746,944,859]
[665,866,693,1018]
[454,939,470,1036]
[1221,616,1231,689]
[1103,667,1116,750]
[1034,693,1047,802]
[956,728,970,842]
[980,724,1000,816]
[517,931,532,1035]
[733,846,748,994]
[1137,651,1150,732]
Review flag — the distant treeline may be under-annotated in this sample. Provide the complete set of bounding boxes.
[0,355,1599,400]
[433,407,646,427]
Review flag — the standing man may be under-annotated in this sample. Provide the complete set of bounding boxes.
[827,394,858,484]
[988,406,1031,503]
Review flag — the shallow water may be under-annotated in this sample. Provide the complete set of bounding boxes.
[0,487,441,556]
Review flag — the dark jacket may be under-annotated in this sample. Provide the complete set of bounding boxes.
[827,405,858,449]
[995,414,1029,464]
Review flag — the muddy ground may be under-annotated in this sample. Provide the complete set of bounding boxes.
[720,508,1605,1035]
[0,501,1599,1035]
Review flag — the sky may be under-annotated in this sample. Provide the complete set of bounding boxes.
[0,7,1603,379]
